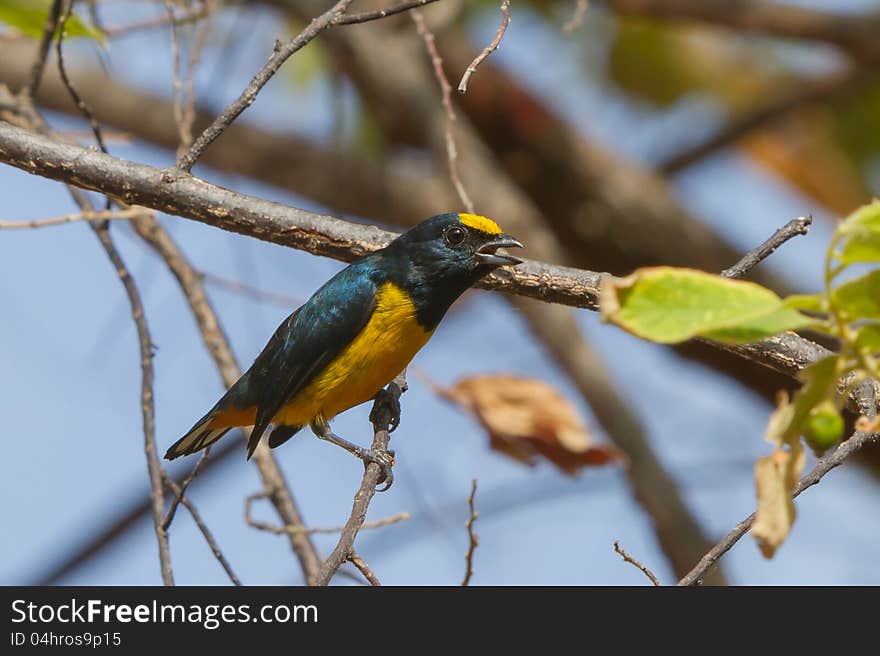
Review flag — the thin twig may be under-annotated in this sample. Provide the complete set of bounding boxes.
[245,492,409,536]
[315,373,407,585]
[56,2,106,154]
[411,10,475,214]
[562,0,590,34]
[55,0,173,585]
[162,447,212,531]
[0,207,142,229]
[128,211,323,584]
[721,216,812,279]
[200,270,302,308]
[175,0,354,171]
[23,0,63,99]
[461,478,479,586]
[104,0,217,38]
[165,0,186,155]
[333,0,441,25]
[162,472,242,586]
[457,0,510,94]
[347,550,381,586]
[678,424,878,586]
[613,540,661,586]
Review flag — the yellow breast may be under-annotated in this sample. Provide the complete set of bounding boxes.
[273,283,434,427]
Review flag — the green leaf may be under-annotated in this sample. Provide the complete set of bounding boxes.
[855,324,880,353]
[0,0,100,40]
[839,199,880,234]
[704,308,815,343]
[600,267,809,344]
[783,294,826,313]
[832,269,880,320]
[838,228,880,265]
[838,200,880,265]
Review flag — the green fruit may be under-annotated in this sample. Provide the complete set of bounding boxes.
[804,402,844,455]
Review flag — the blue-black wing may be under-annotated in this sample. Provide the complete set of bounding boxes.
[239,260,380,457]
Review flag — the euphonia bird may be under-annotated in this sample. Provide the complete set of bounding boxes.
[164,213,523,489]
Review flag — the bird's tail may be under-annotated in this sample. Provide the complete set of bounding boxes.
[164,410,232,460]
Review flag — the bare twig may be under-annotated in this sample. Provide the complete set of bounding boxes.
[456,0,510,94]
[128,211,323,583]
[162,472,242,585]
[162,447,212,531]
[0,207,142,229]
[333,0,441,25]
[23,0,63,99]
[31,439,239,585]
[315,373,407,586]
[721,216,812,279]
[245,492,409,536]
[199,270,302,308]
[347,550,381,586]
[53,0,172,585]
[411,10,475,214]
[91,222,173,585]
[165,0,187,154]
[678,423,878,586]
[613,540,661,586]
[562,0,590,34]
[55,2,106,154]
[175,0,354,171]
[461,479,479,586]
[104,0,218,38]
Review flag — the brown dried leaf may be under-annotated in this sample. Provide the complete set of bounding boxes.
[752,442,805,559]
[428,373,626,475]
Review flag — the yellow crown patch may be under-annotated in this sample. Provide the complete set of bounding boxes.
[458,213,502,235]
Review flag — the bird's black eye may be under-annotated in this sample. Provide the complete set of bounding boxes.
[444,225,467,246]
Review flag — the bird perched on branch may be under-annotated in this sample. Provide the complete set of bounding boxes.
[164,213,523,490]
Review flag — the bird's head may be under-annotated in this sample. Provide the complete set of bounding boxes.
[392,212,524,281]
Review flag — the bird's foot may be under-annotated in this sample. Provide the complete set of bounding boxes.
[361,448,395,492]
[370,388,401,433]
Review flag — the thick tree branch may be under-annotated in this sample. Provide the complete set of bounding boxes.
[0,120,861,403]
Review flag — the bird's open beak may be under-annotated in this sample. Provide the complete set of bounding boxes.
[475,234,524,266]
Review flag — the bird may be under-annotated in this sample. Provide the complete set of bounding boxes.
[164,212,523,489]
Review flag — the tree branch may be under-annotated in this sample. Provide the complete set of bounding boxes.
[22,0,62,99]
[129,211,324,584]
[0,120,865,406]
[721,216,812,279]
[314,373,407,586]
[457,0,510,94]
[175,0,355,171]
[678,420,879,586]
[461,479,479,586]
[613,540,661,586]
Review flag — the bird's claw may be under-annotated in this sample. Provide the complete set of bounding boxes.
[370,388,401,433]
[363,448,395,491]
